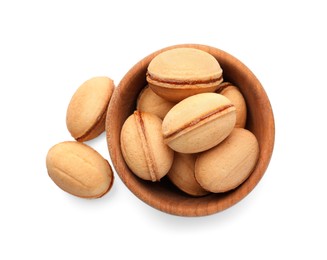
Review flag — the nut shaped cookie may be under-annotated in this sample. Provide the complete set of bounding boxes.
[195,128,259,193]
[120,111,174,181]
[66,77,114,141]
[162,93,236,153]
[147,48,223,102]
[136,85,175,119]
[168,153,209,197]
[46,141,114,198]
[217,82,247,128]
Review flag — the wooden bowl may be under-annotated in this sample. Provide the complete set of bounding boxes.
[106,44,275,217]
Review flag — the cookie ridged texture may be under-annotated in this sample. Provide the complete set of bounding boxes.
[147,48,222,83]
[46,141,114,198]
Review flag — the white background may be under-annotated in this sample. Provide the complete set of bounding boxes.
[1,0,326,259]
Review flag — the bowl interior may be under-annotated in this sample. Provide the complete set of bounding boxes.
[106,44,275,216]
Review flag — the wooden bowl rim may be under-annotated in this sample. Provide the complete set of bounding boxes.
[106,44,275,217]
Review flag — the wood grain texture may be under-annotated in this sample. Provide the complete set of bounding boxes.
[105,44,275,217]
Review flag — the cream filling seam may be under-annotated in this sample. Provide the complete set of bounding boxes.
[134,112,158,181]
